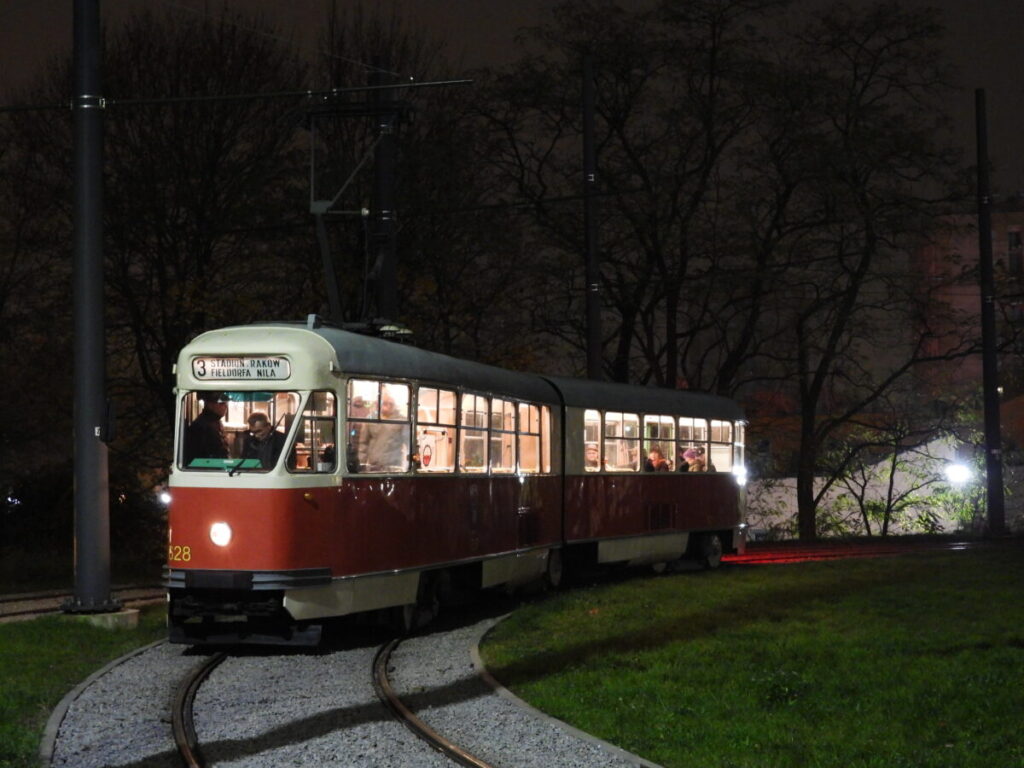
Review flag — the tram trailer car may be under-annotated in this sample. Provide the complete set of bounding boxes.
[165,320,747,645]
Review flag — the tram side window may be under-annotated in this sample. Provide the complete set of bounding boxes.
[179,390,299,471]
[459,393,488,472]
[604,412,640,471]
[518,403,542,473]
[583,409,602,471]
[709,420,733,472]
[288,392,337,473]
[415,386,456,473]
[541,405,552,473]
[490,398,516,473]
[347,379,410,473]
[643,414,675,471]
[678,417,710,472]
[734,422,745,468]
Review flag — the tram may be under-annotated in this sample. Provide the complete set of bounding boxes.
[165,318,747,645]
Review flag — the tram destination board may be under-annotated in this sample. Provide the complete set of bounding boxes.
[191,356,291,381]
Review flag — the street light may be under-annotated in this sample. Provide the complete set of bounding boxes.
[944,462,973,486]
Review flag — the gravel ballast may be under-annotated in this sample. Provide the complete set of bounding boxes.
[46,617,659,767]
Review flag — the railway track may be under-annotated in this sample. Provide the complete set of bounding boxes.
[170,637,496,768]
[172,653,226,768]
[0,585,164,622]
[373,637,498,768]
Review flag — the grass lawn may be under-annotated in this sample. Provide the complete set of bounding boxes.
[481,544,1024,768]
[0,606,166,768]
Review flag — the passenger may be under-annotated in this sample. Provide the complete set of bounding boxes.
[676,447,690,472]
[682,447,707,472]
[584,441,600,470]
[183,392,229,465]
[346,395,371,472]
[357,389,408,472]
[240,411,287,469]
[644,445,671,472]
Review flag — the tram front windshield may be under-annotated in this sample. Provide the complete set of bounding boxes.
[178,390,300,471]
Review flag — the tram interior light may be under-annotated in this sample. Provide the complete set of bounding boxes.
[732,464,748,486]
[944,463,972,486]
[210,522,233,547]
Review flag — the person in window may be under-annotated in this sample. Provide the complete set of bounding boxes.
[682,447,707,472]
[645,444,671,472]
[346,396,371,472]
[676,446,690,472]
[183,392,229,465]
[358,390,407,472]
[584,442,600,470]
[241,411,287,469]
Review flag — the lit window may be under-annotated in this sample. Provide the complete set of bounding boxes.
[459,393,488,472]
[346,380,410,473]
[415,387,456,473]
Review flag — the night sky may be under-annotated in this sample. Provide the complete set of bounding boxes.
[2,0,1023,193]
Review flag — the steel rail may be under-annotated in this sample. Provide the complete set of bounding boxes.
[172,653,226,768]
[373,638,497,768]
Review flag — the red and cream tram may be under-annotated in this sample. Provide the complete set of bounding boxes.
[165,319,747,645]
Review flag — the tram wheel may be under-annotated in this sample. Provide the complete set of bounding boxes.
[390,573,441,634]
[699,533,723,570]
[544,548,564,590]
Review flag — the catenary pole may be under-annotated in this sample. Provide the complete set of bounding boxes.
[65,0,117,613]
[583,54,602,380]
[975,88,1006,536]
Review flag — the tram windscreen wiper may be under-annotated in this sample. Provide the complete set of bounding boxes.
[228,458,262,476]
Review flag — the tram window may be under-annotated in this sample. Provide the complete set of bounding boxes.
[604,412,640,472]
[347,379,410,473]
[459,393,488,472]
[708,419,732,472]
[490,398,516,473]
[541,405,552,473]
[583,409,602,471]
[288,392,337,473]
[643,415,675,471]
[415,386,456,473]
[518,403,541,473]
[734,422,745,468]
[677,416,710,472]
[179,390,299,471]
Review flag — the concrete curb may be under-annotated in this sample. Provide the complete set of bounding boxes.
[38,639,166,767]
[469,615,664,768]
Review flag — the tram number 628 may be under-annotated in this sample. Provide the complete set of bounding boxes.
[168,545,192,562]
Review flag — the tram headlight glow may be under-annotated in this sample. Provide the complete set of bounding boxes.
[158,491,172,506]
[732,464,748,486]
[209,522,233,547]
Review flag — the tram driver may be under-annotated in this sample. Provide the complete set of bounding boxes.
[241,411,287,469]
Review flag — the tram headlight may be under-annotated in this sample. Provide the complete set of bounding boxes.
[158,491,172,506]
[732,464,748,486]
[209,522,233,547]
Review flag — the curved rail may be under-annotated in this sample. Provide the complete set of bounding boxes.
[172,652,226,768]
[373,638,497,768]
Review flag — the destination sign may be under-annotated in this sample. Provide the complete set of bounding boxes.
[191,356,291,381]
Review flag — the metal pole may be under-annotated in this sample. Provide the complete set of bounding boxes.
[371,61,398,323]
[975,88,1006,536]
[583,54,602,380]
[66,0,117,613]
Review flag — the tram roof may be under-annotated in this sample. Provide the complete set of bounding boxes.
[187,322,743,419]
[542,375,745,421]
[301,324,562,404]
